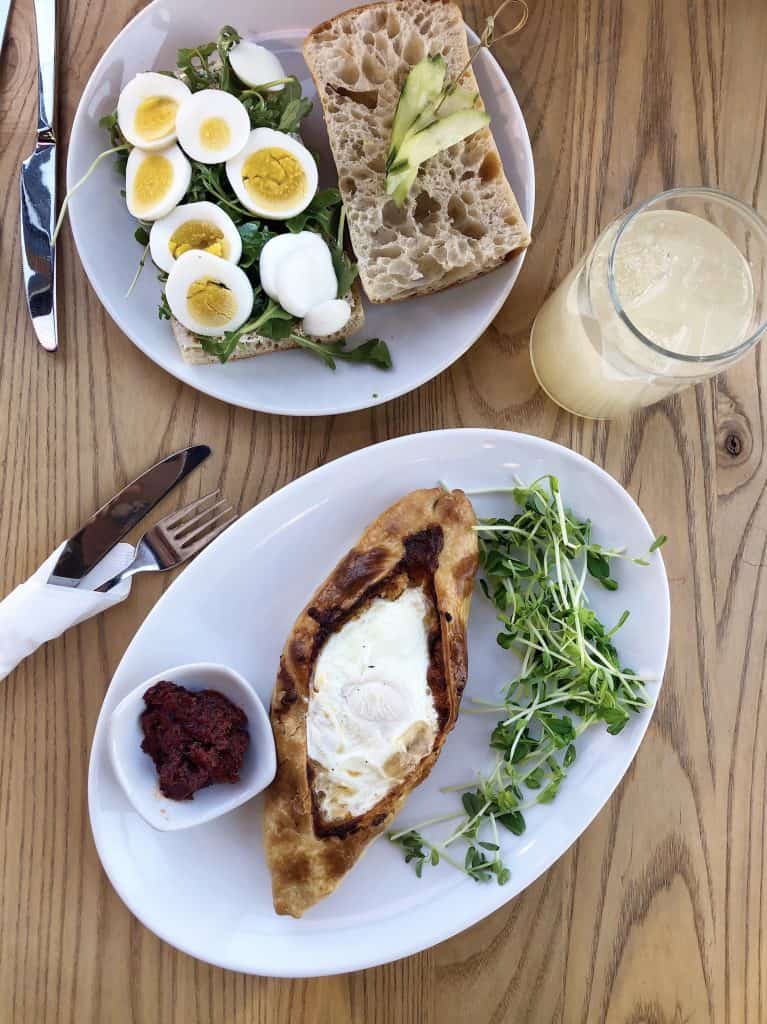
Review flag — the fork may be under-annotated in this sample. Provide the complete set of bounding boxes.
[95,491,237,594]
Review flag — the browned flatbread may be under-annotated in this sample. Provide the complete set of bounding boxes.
[264,487,478,917]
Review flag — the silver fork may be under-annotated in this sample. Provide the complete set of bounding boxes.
[95,491,237,593]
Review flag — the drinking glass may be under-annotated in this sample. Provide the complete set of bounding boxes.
[529,187,767,419]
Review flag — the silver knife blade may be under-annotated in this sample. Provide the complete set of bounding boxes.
[21,144,57,351]
[0,0,13,58]
[21,0,57,352]
[48,445,212,587]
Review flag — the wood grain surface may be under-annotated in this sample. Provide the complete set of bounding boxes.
[1,0,766,1020]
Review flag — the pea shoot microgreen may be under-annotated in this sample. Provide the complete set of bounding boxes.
[389,475,666,885]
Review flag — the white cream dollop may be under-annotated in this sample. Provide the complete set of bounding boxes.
[307,587,438,820]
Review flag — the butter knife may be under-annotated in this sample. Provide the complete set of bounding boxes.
[20,0,57,352]
[48,445,212,588]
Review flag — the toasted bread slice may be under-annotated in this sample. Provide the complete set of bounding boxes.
[303,0,531,303]
[264,487,478,917]
[171,284,365,365]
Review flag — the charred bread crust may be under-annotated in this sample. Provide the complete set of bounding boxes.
[264,487,478,917]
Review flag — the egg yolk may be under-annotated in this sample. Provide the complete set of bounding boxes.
[134,96,179,142]
[132,155,173,215]
[187,278,237,327]
[242,147,306,204]
[199,117,231,152]
[169,221,227,260]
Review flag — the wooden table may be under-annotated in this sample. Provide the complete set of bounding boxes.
[1,0,766,1020]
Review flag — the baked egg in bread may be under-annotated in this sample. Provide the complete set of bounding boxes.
[264,487,478,918]
[308,586,438,819]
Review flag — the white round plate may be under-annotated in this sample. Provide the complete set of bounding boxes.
[67,0,534,416]
[89,429,670,976]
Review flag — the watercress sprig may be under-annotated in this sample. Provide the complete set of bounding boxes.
[389,475,666,884]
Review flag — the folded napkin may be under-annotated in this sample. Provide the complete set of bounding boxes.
[0,542,136,681]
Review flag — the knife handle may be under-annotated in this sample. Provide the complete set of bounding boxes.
[33,0,56,138]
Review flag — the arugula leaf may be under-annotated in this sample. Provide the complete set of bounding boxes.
[279,97,314,132]
[197,298,295,363]
[243,76,313,133]
[187,162,252,222]
[237,222,277,270]
[289,334,392,371]
[332,247,359,298]
[175,42,218,91]
[257,301,296,340]
[216,25,241,93]
[285,188,342,235]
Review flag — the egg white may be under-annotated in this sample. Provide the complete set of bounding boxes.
[225,127,318,220]
[259,231,337,317]
[307,588,438,820]
[125,144,191,222]
[229,41,286,91]
[302,299,352,338]
[175,89,251,164]
[165,250,253,337]
[117,72,191,151]
[149,202,242,274]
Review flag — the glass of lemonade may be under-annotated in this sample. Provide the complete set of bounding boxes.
[529,187,767,419]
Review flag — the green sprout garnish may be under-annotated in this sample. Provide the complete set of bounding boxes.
[389,475,666,884]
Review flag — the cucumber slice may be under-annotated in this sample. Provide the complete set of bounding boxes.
[394,107,490,172]
[437,86,480,118]
[385,107,490,204]
[388,56,446,165]
[406,86,479,138]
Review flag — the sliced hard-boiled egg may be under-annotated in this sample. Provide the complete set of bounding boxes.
[226,128,318,220]
[175,90,251,164]
[302,299,352,338]
[117,72,191,151]
[229,41,286,91]
[149,201,242,274]
[259,231,337,317]
[125,144,192,221]
[165,251,254,337]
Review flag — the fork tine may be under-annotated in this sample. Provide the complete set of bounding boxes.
[176,504,233,548]
[160,490,220,529]
[181,513,238,556]
[171,500,230,540]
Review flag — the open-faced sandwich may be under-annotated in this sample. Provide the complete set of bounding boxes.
[66,26,390,372]
[304,0,531,301]
[264,487,478,917]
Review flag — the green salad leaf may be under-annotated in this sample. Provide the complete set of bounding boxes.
[237,222,278,270]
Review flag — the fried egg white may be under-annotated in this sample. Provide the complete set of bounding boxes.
[175,89,251,164]
[225,128,318,220]
[149,202,242,274]
[125,144,191,221]
[229,41,286,92]
[307,587,438,820]
[165,250,253,336]
[117,72,191,151]
[258,231,338,318]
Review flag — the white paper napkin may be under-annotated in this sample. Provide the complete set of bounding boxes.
[0,542,136,681]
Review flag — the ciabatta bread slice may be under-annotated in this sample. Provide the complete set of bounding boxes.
[303,0,531,303]
[171,285,365,365]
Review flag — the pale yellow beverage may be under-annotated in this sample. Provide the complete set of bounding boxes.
[530,205,759,419]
